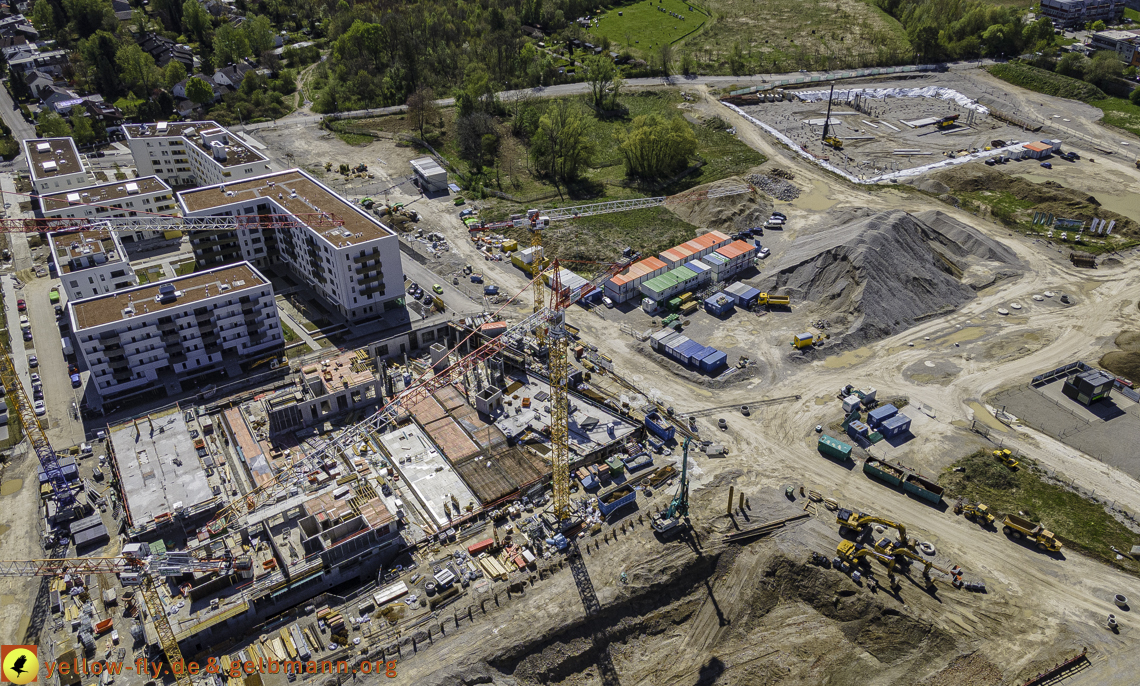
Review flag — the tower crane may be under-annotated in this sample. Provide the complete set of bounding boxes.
[0,545,243,686]
[545,265,572,520]
[0,347,76,512]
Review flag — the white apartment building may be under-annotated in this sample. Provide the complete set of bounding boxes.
[40,176,176,242]
[69,263,282,403]
[49,228,136,302]
[177,169,404,323]
[23,138,90,194]
[123,121,272,188]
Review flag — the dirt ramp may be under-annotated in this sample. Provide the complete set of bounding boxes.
[667,178,773,232]
[759,209,1022,349]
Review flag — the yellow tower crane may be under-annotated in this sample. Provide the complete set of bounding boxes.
[547,265,572,520]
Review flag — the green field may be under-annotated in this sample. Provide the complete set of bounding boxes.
[1093,97,1140,138]
[941,450,1139,572]
[986,63,1106,102]
[590,0,708,52]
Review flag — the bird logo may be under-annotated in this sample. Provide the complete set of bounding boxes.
[1,646,38,684]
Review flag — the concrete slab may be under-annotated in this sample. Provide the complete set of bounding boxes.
[380,423,477,530]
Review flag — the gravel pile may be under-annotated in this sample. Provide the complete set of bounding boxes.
[746,173,801,201]
[759,209,1023,350]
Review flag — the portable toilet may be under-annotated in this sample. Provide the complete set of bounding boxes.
[842,395,861,413]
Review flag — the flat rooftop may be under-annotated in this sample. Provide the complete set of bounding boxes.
[379,423,476,530]
[71,263,266,330]
[123,121,266,169]
[301,349,374,395]
[41,176,171,213]
[109,406,213,524]
[177,170,396,246]
[496,374,638,457]
[25,137,83,181]
[50,227,120,263]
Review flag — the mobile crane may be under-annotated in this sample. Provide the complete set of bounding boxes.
[836,508,911,547]
[653,436,691,537]
[0,545,243,686]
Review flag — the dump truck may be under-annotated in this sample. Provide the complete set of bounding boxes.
[1003,514,1062,552]
[758,293,790,307]
[993,449,1019,469]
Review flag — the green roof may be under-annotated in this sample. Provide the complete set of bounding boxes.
[642,266,697,294]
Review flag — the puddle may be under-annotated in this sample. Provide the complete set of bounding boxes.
[813,395,833,406]
[938,326,987,345]
[0,479,22,496]
[966,400,1008,432]
[0,594,15,606]
[822,346,875,369]
[0,524,9,538]
[791,179,838,211]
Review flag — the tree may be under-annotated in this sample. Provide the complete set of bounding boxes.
[214,23,252,68]
[456,111,498,171]
[619,114,698,179]
[728,42,745,76]
[1090,20,1106,32]
[185,76,214,105]
[153,0,184,32]
[1056,52,1086,78]
[37,111,71,138]
[680,51,695,76]
[30,0,57,36]
[165,59,187,89]
[910,24,941,60]
[406,86,439,140]
[530,100,592,193]
[243,15,276,57]
[72,113,96,145]
[1131,86,1140,105]
[585,55,620,110]
[658,43,674,75]
[63,0,114,36]
[7,64,31,101]
[117,44,161,95]
[182,0,211,44]
[79,31,123,99]
[1084,50,1123,88]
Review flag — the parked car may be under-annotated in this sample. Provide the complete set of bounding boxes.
[49,287,59,304]
[28,354,38,368]
[1040,162,1052,169]
[407,281,418,294]
[68,363,78,375]
[71,373,81,388]
[33,400,46,416]
[757,247,771,258]
[16,299,25,312]
[771,212,787,220]
[54,305,63,318]
[19,315,29,329]
[483,285,500,296]
[30,372,39,384]
[33,387,43,401]
[602,296,614,308]
[22,330,32,341]
[433,284,444,294]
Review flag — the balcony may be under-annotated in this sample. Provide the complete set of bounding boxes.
[353,249,382,264]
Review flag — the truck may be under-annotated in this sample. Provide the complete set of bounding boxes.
[1003,514,1062,552]
[758,293,790,307]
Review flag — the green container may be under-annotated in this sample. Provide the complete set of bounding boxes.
[668,297,683,311]
[605,457,625,475]
[817,434,852,461]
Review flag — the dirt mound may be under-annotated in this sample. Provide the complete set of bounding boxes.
[1100,331,1140,381]
[667,178,772,231]
[932,167,1139,237]
[758,209,1022,350]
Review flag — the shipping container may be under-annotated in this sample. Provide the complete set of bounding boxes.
[678,340,705,364]
[664,335,691,354]
[668,297,684,311]
[846,420,870,439]
[866,403,898,428]
[645,411,676,441]
[723,282,761,308]
[679,301,699,315]
[700,350,728,373]
[467,539,495,556]
[817,434,853,461]
[842,395,861,413]
[879,413,911,438]
[605,457,625,475]
[902,471,943,505]
[597,484,637,516]
[863,459,905,486]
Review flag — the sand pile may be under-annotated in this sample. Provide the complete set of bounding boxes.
[758,209,1022,349]
[667,178,772,231]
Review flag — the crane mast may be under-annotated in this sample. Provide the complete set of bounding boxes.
[547,265,571,520]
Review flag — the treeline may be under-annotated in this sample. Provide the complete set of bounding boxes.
[875,0,1056,61]
[310,0,612,113]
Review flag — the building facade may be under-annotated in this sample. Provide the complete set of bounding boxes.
[1040,0,1124,27]
[40,176,176,242]
[69,263,282,403]
[178,169,404,323]
[49,229,136,302]
[123,121,271,188]
[23,137,90,194]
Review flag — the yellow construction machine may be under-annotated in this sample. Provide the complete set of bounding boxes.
[836,508,910,546]
[953,498,994,527]
[993,448,1019,469]
[823,135,844,150]
[836,540,902,588]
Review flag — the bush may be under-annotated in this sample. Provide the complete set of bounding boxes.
[987,62,1107,102]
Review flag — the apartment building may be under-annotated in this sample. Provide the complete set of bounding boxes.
[123,121,271,188]
[49,228,136,301]
[40,176,176,242]
[69,263,282,404]
[1089,29,1140,63]
[23,137,90,194]
[178,169,404,323]
[1040,0,1124,27]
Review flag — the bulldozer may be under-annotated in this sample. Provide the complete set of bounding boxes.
[953,498,994,527]
[993,448,1019,469]
[836,508,911,547]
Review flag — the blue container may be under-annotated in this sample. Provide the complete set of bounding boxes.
[880,413,911,437]
[675,340,702,364]
[846,420,870,439]
[703,292,734,316]
[700,350,728,373]
[690,346,713,366]
[623,453,654,472]
[645,412,675,441]
[597,485,637,516]
[581,474,598,490]
[866,404,898,428]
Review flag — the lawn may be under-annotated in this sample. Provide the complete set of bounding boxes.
[1126,8,1140,22]
[940,450,1139,573]
[1092,97,1140,139]
[281,322,298,344]
[986,63,1106,102]
[135,266,166,285]
[174,260,197,276]
[590,0,708,53]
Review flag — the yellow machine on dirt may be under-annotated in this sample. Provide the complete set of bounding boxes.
[823,135,843,150]
[993,448,1019,469]
[837,508,911,546]
[1003,514,1062,552]
[953,498,994,526]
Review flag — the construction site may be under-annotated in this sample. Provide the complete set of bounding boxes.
[5,64,1140,686]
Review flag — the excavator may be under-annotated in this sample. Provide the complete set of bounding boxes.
[993,448,1019,469]
[836,540,901,589]
[653,436,691,537]
[870,537,954,583]
[836,508,911,547]
[953,498,995,527]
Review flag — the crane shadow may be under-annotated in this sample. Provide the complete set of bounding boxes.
[567,543,622,686]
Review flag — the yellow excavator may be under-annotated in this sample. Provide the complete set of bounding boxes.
[870,537,953,582]
[993,449,1019,469]
[953,498,995,527]
[836,540,901,589]
[836,508,911,547]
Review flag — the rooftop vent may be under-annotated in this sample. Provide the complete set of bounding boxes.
[41,160,57,172]
[122,306,135,318]
[125,182,139,195]
[156,122,169,132]
[35,142,50,153]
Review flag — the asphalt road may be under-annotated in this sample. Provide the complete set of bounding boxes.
[0,80,36,151]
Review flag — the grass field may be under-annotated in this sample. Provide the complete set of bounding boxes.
[281,322,298,344]
[590,0,708,53]
[1093,97,1140,138]
[986,63,1107,102]
[174,260,197,276]
[1126,8,1140,22]
[941,450,1139,573]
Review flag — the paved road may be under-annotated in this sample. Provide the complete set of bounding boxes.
[0,80,35,145]
[239,59,1000,131]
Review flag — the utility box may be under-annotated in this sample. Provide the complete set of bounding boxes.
[842,395,861,413]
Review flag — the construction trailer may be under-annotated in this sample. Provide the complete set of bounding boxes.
[817,434,852,461]
[410,157,448,193]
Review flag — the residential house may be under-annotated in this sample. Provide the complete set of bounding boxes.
[24,69,57,100]
[211,63,252,88]
[138,32,193,70]
[173,75,222,102]
[8,48,68,76]
[111,0,133,21]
